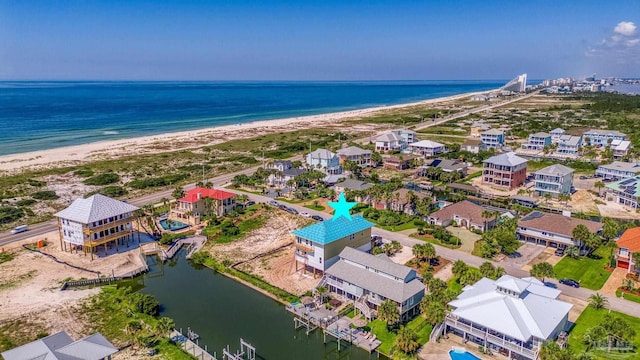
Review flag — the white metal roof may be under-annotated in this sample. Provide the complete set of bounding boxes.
[55,194,139,224]
[409,140,445,149]
[308,148,336,160]
[535,164,574,176]
[483,152,528,167]
[376,132,403,142]
[448,276,571,342]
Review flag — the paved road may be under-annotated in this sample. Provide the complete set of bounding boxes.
[225,188,640,319]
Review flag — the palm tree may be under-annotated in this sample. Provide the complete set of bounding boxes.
[588,293,608,309]
[155,317,175,338]
[594,181,605,197]
[452,260,468,278]
[423,243,436,265]
[125,320,142,343]
[530,262,555,282]
[315,286,327,304]
[395,326,420,354]
[621,278,635,291]
[572,224,592,253]
[377,300,400,326]
[481,210,494,232]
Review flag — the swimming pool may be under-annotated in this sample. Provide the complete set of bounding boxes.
[449,349,482,360]
[159,219,190,231]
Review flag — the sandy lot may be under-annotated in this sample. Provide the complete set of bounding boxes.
[567,190,599,214]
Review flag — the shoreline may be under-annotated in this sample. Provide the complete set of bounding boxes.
[0,90,487,172]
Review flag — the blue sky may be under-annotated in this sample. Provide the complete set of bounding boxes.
[0,1,638,80]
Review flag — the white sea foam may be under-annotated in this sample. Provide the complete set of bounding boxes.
[103,130,120,135]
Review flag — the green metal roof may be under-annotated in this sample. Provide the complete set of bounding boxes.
[291,215,373,245]
[606,176,640,198]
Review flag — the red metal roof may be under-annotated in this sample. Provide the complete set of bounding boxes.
[617,227,640,252]
[178,187,236,203]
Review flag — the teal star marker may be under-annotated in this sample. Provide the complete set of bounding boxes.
[328,192,356,221]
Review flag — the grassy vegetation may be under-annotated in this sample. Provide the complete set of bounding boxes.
[368,316,433,356]
[304,204,325,211]
[202,210,266,244]
[616,289,640,304]
[553,246,612,290]
[0,251,15,264]
[345,107,451,126]
[567,307,640,359]
[0,318,49,353]
[411,234,461,249]
[82,286,194,359]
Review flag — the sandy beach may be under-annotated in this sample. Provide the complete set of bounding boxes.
[0,91,481,173]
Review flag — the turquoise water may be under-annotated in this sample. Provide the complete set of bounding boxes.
[159,219,189,231]
[0,81,504,155]
[449,349,482,360]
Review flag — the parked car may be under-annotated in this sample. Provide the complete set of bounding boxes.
[555,248,565,256]
[268,200,279,206]
[287,208,299,215]
[278,204,288,210]
[300,212,311,218]
[245,201,256,207]
[559,278,580,288]
[579,175,587,180]
[311,215,324,221]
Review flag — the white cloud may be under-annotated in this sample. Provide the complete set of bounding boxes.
[614,21,637,36]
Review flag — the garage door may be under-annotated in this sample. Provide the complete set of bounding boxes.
[618,260,629,269]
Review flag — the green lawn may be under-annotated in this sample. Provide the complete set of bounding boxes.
[615,290,640,304]
[447,277,464,296]
[375,221,418,232]
[368,316,433,356]
[411,234,461,249]
[567,307,640,359]
[553,247,612,290]
[304,204,325,211]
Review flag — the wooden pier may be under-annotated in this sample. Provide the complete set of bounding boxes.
[170,329,257,360]
[161,235,207,261]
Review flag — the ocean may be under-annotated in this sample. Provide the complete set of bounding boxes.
[0,81,504,156]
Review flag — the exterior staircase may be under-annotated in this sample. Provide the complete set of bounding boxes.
[354,295,373,320]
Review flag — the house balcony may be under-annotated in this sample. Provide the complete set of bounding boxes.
[295,242,314,253]
[445,316,537,359]
[83,217,134,236]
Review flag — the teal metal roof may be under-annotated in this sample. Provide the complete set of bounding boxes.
[291,215,373,245]
[606,176,640,198]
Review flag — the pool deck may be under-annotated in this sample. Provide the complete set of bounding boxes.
[420,335,498,360]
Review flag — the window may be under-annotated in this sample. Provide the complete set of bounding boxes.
[319,257,322,263]
[349,234,355,241]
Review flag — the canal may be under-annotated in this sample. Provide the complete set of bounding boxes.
[138,251,379,360]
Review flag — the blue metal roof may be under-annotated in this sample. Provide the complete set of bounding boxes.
[291,215,373,245]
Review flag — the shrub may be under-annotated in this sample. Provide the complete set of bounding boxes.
[97,186,127,198]
[27,179,46,187]
[0,206,25,224]
[73,168,94,178]
[15,198,36,207]
[84,173,120,186]
[31,190,59,200]
[130,293,160,316]
[128,173,188,190]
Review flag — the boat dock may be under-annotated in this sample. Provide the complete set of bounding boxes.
[286,303,381,353]
[161,235,207,260]
[170,329,256,360]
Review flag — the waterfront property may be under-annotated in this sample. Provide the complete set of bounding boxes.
[291,215,374,276]
[55,194,139,258]
[553,135,581,158]
[606,175,640,209]
[336,146,372,167]
[581,129,627,147]
[480,129,505,149]
[461,138,486,154]
[516,211,602,248]
[408,140,447,157]
[170,187,237,225]
[482,152,528,190]
[520,132,551,151]
[306,148,342,174]
[427,200,495,233]
[1,331,118,360]
[321,247,424,321]
[616,227,640,273]
[533,164,574,198]
[595,161,640,180]
[443,275,572,360]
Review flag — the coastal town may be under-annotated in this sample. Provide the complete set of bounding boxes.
[1,74,640,360]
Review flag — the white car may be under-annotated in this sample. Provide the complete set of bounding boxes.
[299,212,311,218]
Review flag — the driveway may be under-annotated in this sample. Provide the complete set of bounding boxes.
[446,227,479,254]
[500,242,546,270]
[600,267,627,296]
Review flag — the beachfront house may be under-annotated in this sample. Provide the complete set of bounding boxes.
[320,247,425,321]
[550,128,565,143]
[375,132,404,152]
[54,194,139,259]
[170,187,236,225]
[611,139,632,158]
[480,129,505,149]
[443,275,572,360]
[520,132,551,151]
[336,146,372,167]
[1,331,118,360]
[605,176,640,209]
[615,227,640,274]
[533,164,574,198]
[482,152,528,190]
[581,129,627,147]
[461,138,487,154]
[516,211,602,249]
[408,140,447,157]
[291,215,374,277]
[306,149,342,174]
[554,135,581,158]
[595,161,640,180]
[427,200,495,233]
